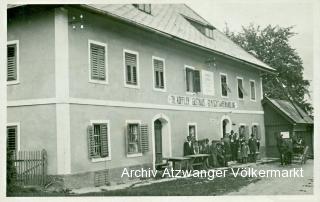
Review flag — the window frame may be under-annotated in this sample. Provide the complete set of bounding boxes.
[187,122,198,141]
[152,56,166,92]
[220,73,229,98]
[126,120,143,158]
[251,122,259,139]
[238,123,246,138]
[7,122,20,152]
[185,65,201,95]
[7,40,20,85]
[88,39,108,85]
[89,120,111,162]
[260,77,264,100]
[249,79,257,102]
[123,49,140,89]
[236,76,244,100]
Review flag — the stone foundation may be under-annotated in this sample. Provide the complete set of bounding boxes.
[47,163,153,189]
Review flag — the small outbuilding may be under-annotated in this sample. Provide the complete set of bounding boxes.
[262,97,313,158]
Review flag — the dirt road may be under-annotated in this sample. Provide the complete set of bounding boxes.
[228,160,314,195]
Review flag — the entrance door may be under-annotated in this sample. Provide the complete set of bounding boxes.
[154,119,162,164]
[223,119,228,137]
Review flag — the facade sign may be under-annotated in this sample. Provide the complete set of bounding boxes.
[280,131,290,138]
[168,94,237,109]
[201,70,215,96]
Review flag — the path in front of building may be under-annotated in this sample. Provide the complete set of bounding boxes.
[227,159,314,195]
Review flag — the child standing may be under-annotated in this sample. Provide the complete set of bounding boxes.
[241,142,249,163]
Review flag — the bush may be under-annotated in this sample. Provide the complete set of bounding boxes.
[7,148,17,194]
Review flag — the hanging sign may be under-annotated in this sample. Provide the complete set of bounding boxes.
[168,94,237,109]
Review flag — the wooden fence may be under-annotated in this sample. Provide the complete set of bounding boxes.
[11,149,48,187]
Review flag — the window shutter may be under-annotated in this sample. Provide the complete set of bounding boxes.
[100,124,109,157]
[125,52,137,84]
[154,59,164,88]
[140,124,149,153]
[90,43,105,81]
[160,72,164,88]
[7,44,17,81]
[244,125,250,139]
[186,68,192,91]
[193,70,201,92]
[7,126,17,152]
[132,66,137,84]
[125,124,130,154]
[256,125,261,139]
[87,125,95,159]
[155,71,159,87]
[239,84,247,96]
[126,65,131,83]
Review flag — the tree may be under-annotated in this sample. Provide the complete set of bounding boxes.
[224,24,313,115]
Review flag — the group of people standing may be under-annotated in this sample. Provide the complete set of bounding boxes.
[183,130,260,168]
[276,133,305,165]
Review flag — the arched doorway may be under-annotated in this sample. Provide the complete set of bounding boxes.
[221,115,232,138]
[152,114,172,169]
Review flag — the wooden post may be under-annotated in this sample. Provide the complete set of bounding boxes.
[41,149,47,186]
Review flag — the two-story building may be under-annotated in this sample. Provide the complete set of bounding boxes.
[7,4,276,188]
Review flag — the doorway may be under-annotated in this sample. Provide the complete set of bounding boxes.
[221,115,231,138]
[152,114,172,170]
[154,119,162,164]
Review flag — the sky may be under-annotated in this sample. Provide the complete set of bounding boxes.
[187,0,314,102]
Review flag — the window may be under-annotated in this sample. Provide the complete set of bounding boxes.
[153,57,165,91]
[188,123,197,140]
[89,40,107,84]
[252,125,259,139]
[124,50,139,88]
[133,4,151,14]
[7,41,19,84]
[127,123,141,155]
[220,73,230,97]
[126,121,149,157]
[7,125,18,152]
[205,27,214,39]
[87,121,111,161]
[237,77,245,99]
[185,17,215,39]
[186,66,201,93]
[250,80,256,101]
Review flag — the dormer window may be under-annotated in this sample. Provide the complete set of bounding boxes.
[133,4,151,14]
[184,16,215,39]
[205,27,214,39]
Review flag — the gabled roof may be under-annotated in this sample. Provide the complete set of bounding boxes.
[8,4,276,73]
[263,97,313,124]
[81,4,275,73]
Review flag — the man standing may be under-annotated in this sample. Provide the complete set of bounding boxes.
[183,136,194,156]
[276,133,285,165]
[248,133,257,162]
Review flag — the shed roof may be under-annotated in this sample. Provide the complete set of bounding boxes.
[81,4,275,73]
[263,97,313,124]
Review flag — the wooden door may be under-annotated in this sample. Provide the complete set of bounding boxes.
[154,120,162,164]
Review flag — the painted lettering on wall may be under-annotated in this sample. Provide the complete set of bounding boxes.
[168,95,237,109]
[201,70,215,96]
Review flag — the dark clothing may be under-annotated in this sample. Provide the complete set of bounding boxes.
[183,141,194,156]
[209,144,218,167]
[202,144,210,154]
[248,137,257,162]
[248,137,257,153]
[216,144,226,167]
